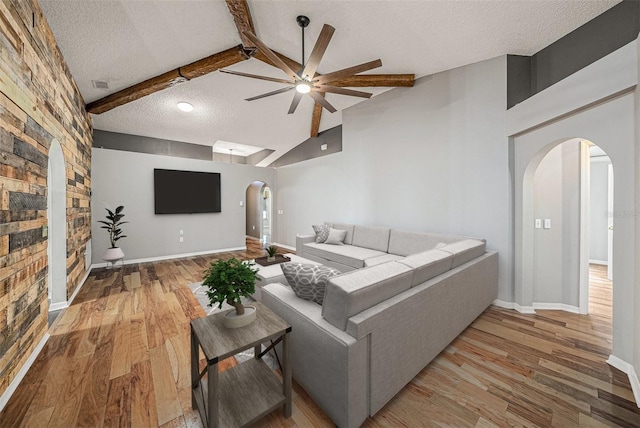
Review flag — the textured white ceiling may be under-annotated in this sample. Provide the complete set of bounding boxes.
[39,0,620,165]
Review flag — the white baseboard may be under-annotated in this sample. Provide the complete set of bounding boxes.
[91,246,246,268]
[607,355,640,407]
[589,259,609,266]
[532,302,581,314]
[0,332,50,413]
[273,242,296,252]
[48,265,93,313]
[492,300,536,314]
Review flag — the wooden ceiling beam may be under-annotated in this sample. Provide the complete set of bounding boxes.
[225,0,256,51]
[331,74,414,87]
[86,45,247,114]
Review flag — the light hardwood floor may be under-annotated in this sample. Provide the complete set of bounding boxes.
[1,250,638,427]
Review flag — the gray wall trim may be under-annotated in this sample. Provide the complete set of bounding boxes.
[508,1,640,108]
[268,125,342,168]
[93,129,212,161]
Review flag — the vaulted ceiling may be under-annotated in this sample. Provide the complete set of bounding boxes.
[39,0,620,166]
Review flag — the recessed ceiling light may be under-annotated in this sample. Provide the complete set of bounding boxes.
[177,101,193,112]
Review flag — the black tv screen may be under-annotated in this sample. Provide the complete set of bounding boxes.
[154,169,221,214]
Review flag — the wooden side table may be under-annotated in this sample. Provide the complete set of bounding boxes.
[190,301,292,428]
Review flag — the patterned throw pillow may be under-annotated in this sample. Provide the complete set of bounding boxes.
[281,263,341,305]
[312,224,331,243]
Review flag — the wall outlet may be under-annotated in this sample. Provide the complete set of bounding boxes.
[179,229,184,235]
[544,219,551,229]
[179,237,184,243]
[320,144,327,151]
[535,219,542,229]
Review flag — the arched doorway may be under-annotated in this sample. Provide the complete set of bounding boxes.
[245,181,272,245]
[47,139,67,312]
[524,139,613,315]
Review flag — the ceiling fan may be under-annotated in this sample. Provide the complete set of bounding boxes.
[220,15,382,115]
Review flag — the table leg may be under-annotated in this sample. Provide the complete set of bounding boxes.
[254,343,261,359]
[282,332,292,418]
[190,325,198,409]
[208,361,219,428]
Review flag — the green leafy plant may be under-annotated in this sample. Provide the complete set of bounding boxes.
[202,258,258,315]
[98,206,128,248]
[266,245,278,258]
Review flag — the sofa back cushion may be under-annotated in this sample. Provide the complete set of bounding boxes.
[322,261,413,330]
[388,229,469,256]
[327,222,355,245]
[438,239,486,268]
[352,225,391,252]
[397,249,454,286]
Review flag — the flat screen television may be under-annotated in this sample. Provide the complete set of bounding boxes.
[154,169,221,214]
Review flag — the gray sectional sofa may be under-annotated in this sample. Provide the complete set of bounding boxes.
[262,223,498,428]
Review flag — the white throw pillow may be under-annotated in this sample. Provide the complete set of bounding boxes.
[325,228,347,245]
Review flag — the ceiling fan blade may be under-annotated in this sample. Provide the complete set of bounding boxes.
[301,24,335,79]
[245,86,294,101]
[288,92,303,114]
[242,31,301,80]
[315,59,382,84]
[220,69,293,85]
[314,85,372,98]
[309,91,337,113]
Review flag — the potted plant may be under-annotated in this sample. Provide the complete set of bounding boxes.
[98,205,127,265]
[202,257,259,328]
[266,244,278,262]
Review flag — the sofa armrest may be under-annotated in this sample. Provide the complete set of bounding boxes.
[296,234,316,257]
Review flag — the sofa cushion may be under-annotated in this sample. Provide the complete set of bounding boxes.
[388,230,467,256]
[322,261,413,330]
[281,263,342,305]
[352,225,391,252]
[304,243,386,269]
[438,239,486,268]
[326,222,355,245]
[364,253,404,267]
[325,228,347,245]
[397,249,454,286]
[312,224,330,243]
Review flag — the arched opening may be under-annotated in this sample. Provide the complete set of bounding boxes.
[47,139,67,315]
[524,138,613,317]
[245,181,272,246]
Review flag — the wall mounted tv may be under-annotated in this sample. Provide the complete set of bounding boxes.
[154,169,221,214]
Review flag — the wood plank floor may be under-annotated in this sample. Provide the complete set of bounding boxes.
[1,248,638,427]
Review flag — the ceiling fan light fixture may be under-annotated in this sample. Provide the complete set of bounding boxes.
[177,101,193,112]
[296,82,311,94]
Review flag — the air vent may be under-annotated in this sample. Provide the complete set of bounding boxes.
[91,80,109,89]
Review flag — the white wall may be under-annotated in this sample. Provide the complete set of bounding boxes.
[91,148,275,263]
[590,159,611,262]
[533,141,581,306]
[275,56,513,301]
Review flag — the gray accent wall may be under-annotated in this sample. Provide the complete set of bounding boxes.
[507,1,640,108]
[274,56,513,301]
[590,159,610,262]
[91,148,275,263]
[269,126,342,168]
[532,141,581,306]
[94,129,212,160]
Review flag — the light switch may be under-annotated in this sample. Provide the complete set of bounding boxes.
[535,219,542,229]
[179,229,184,235]
[240,201,244,207]
[544,219,551,229]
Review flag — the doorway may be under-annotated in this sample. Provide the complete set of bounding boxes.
[245,181,272,246]
[47,139,67,313]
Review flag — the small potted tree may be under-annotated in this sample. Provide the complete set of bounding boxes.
[98,205,127,266]
[202,257,259,328]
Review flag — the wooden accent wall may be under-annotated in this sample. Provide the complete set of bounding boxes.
[0,0,92,397]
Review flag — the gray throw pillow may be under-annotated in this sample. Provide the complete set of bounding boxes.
[312,224,330,243]
[281,263,341,305]
[325,228,347,245]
